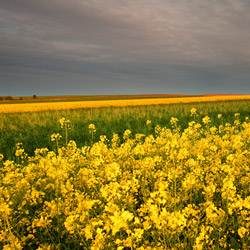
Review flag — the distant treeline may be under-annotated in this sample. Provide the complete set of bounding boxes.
[0,96,15,101]
[0,95,37,101]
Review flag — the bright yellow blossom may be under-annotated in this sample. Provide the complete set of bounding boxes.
[0,112,250,249]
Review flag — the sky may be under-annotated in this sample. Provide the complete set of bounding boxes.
[1,0,250,96]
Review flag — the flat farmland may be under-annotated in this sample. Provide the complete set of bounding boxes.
[0,97,250,159]
[0,94,250,113]
[1,96,250,249]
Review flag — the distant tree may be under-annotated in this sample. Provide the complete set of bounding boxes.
[0,97,3,101]
[33,94,37,99]
[5,96,13,100]
[19,97,23,100]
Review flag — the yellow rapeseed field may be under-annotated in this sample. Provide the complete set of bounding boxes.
[0,109,250,249]
[1,95,250,113]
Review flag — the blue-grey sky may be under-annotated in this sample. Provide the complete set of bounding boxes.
[1,0,250,96]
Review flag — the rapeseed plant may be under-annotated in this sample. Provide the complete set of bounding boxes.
[0,110,250,249]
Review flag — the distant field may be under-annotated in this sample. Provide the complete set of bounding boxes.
[0,94,191,104]
[1,98,250,159]
[0,94,250,113]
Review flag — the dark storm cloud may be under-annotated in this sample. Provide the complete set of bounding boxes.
[1,0,250,96]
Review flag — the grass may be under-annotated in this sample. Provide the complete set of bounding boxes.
[1,99,250,160]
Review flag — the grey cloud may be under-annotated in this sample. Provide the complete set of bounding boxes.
[1,0,250,96]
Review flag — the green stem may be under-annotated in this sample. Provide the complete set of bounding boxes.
[65,127,68,145]
[4,212,17,250]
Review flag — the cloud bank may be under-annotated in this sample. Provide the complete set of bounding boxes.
[1,0,250,95]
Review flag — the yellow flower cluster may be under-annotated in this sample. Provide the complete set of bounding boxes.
[59,117,71,129]
[1,95,250,113]
[0,111,250,249]
[88,124,96,134]
[50,133,62,142]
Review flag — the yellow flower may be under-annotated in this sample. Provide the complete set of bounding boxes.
[202,116,211,124]
[2,111,250,249]
[64,215,76,234]
[170,117,179,125]
[238,227,248,238]
[121,210,134,222]
[88,123,96,133]
[88,123,95,130]
[190,108,197,116]
[59,117,71,129]
[15,148,25,157]
[123,129,131,140]
[50,133,62,142]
